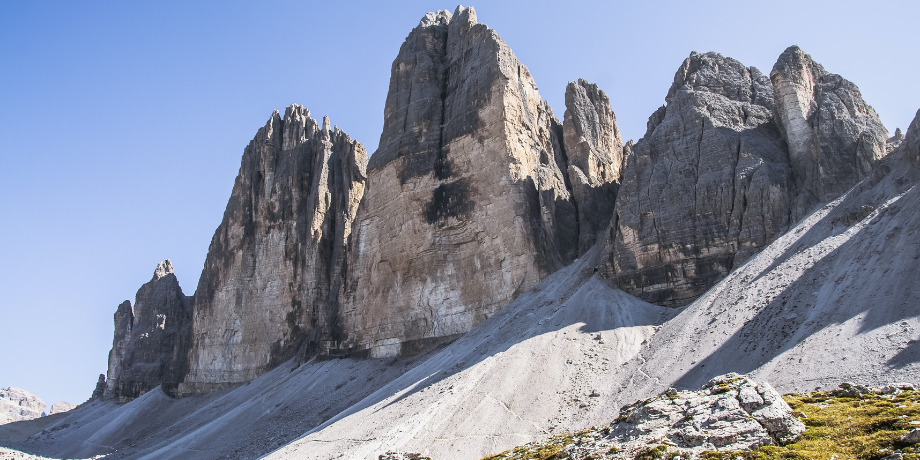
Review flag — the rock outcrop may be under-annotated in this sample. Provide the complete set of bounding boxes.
[339,6,577,358]
[563,79,624,253]
[770,45,888,219]
[599,52,794,307]
[485,374,805,460]
[178,107,368,394]
[599,47,890,307]
[48,402,75,415]
[0,388,45,425]
[104,260,192,401]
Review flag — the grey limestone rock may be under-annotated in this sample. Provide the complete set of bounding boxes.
[103,260,192,401]
[340,6,577,358]
[0,387,46,425]
[563,79,624,254]
[178,106,368,394]
[599,52,794,307]
[771,45,889,219]
[610,373,804,453]
[48,401,75,415]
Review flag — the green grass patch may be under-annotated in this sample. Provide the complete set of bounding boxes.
[702,389,920,460]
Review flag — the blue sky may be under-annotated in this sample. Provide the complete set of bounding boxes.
[1,0,917,406]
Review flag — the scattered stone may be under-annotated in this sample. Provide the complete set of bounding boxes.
[378,452,430,460]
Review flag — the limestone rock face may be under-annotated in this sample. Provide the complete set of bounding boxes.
[104,260,192,401]
[0,387,45,425]
[600,52,794,307]
[341,6,577,358]
[179,106,367,394]
[771,45,888,219]
[563,79,624,253]
[48,402,75,415]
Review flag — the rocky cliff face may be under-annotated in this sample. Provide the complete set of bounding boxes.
[770,46,889,220]
[599,52,794,307]
[103,260,192,401]
[98,6,901,402]
[177,107,367,394]
[599,48,889,307]
[563,79,624,253]
[339,6,578,358]
[0,387,45,425]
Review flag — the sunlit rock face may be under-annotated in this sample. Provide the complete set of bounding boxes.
[176,107,367,395]
[0,387,45,425]
[339,6,578,358]
[770,45,889,220]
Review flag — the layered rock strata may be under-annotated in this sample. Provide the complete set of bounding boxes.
[104,260,192,401]
[563,79,624,253]
[600,48,889,307]
[339,6,578,358]
[600,52,794,307]
[177,107,368,394]
[770,46,888,219]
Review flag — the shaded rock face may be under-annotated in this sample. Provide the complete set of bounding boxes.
[600,48,890,307]
[341,6,577,358]
[771,46,888,219]
[906,110,920,166]
[178,106,367,394]
[600,52,795,307]
[104,260,192,401]
[0,387,45,425]
[563,79,624,253]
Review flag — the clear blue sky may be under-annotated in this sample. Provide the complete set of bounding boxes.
[1,0,917,406]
